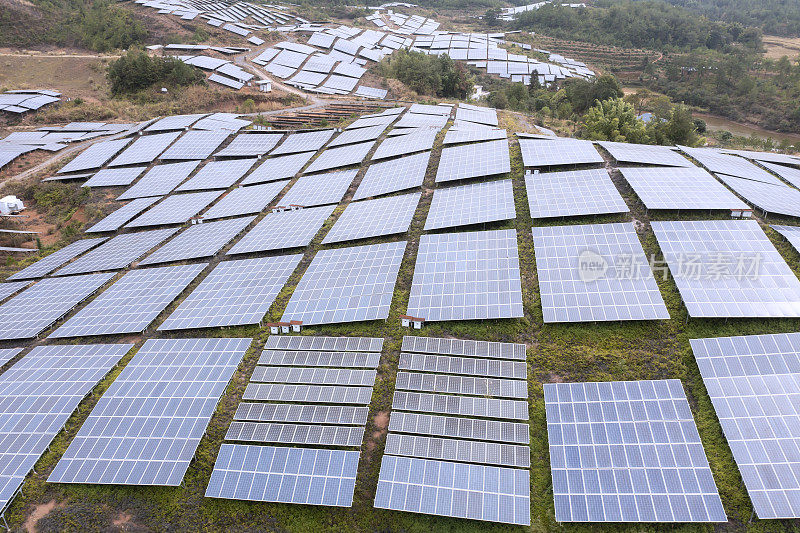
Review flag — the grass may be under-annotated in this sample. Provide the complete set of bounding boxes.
[4,107,800,531]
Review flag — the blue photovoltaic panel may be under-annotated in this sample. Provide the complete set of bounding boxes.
[526,169,628,218]
[117,161,201,200]
[353,151,430,200]
[679,146,784,186]
[690,332,800,518]
[424,179,515,231]
[50,264,206,338]
[435,139,510,183]
[241,152,315,185]
[125,190,223,228]
[83,166,146,188]
[322,193,420,244]
[7,237,108,280]
[597,141,694,167]
[176,158,257,191]
[109,131,181,167]
[544,380,727,522]
[227,205,335,255]
[139,217,255,266]
[54,228,178,275]
[159,130,230,160]
[48,338,249,486]
[214,133,283,157]
[85,197,161,234]
[372,131,437,161]
[271,130,335,155]
[374,455,530,525]
[619,167,748,211]
[0,348,22,368]
[303,141,375,174]
[145,114,206,132]
[206,444,359,506]
[716,174,800,219]
[279,169,357,207]
[202,181,288,220]
[159,255,301,330]
[0,273,113,340]
[519,139,604,168]
[58,137,132,173]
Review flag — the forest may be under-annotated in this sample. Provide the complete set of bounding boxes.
[660,0,800,37]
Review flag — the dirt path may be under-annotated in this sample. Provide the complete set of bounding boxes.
[0,52,119,59]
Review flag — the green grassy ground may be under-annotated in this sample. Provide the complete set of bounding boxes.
[4,109,800,532]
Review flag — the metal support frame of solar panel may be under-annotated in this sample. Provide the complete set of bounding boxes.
[158,255,301,331]
[241,152,315,185]
[716,173,800,218]
[258,350,380,368]
[443,128,506,145]
[407,229,523,321]
[303,140,376,174]
[48,338,249,486]
[424,179,515,231]
[760,161,800,188]
[526,168,628,218]
[125,190,223,228]
[57,137,132,174]
[50,263,205,338]
[0,344,132,513]
[690,332,800,518]
[176,158,257,191]
[322,192,420,244]
[435,139,510,183]
[651,219,800,318]
[264,335,384,352]
[214,133,283,157]
[109,131,182,167]
[353,151,430,200]
[279,169,357,207]
[396,370,526,399]
[519,138,604,168]
[117,161,201,200]
[371,130,437,160]
[226,205,334,255]
[679,146,785,186]
[138,217,254,266]
[384,432,529,468]
[532,223,669,322]
[596,141,695,167]
[85,197,161,234]
[54,228,178,275]
[7,237,108,280]
[618,166,749,211]
[201,181,288,220]
[206,444,360,506]
[234,403,369,426]
[543,379,727,522]
[271,129,335,155]
[281,241,406,326]
[327,124,388,148]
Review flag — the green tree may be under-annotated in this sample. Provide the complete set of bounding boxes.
[107,49,205,95]
[584,98,650,143]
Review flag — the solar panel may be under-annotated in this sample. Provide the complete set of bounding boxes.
[158,255,301,331]
[619,166,748,211]
[716,174,800,218]
[322,193,419,244]
[384,433,529,467]
[399,351,526,377]
[760,161,800,188]
[443,128,506,145]
[544,379,726,522]
[50,263,205,338]
[206,444,360,506]
[597,141,694,167]
[389,412,530,444]
[125,190,223,228]
[526,168,627,218]
[720,148,800,167]
[242,383,373,404]
[304,141,375,174]
[109,132,181,167]
[58,137,132,173]
[54,228,178,275]
[0,272,113,340]
[258,350,380,368]
[263,335,384,352]
[401,336,526,360]
[651,219,800,318]
[176,158,257,191]
[251,366,376,386]
[83,166,147,188]
[321,75,359,93]
[372,131,437,160]
[145,114,206,132]
[227,205,335,255]
[374,455,530,525]
[353,152,430,200]
[393,391,528,420]
[533,223,669,322]
[409,103,452,116]
[226,422,364,446]
[48,338,249,485]
[454,106,498,127]
[408,229,523,321]
[139,217,254,266]
[201,181,288,220]
[396,371,526,399]
[679,146,784,185]
[771,224,800,254]
[0,347,22,368]
[279,169,357,207]
[215,133,283,157]
[241,152,315,185]
[282,241,406,325]
[436,139,510,183]
[425,179,515,231]
[690,332,800,518]
[328,125,388,148]
[0,344,132,512]
[85,197,160,234]
[117,161,201,200]
[234,403,369,425]
[160,130,229,160]
[519,139,604,167]
[346,115,397,130]
[272,130,335,155]
[8,237,108,280]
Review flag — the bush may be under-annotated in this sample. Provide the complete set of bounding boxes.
[108,49,206,95]
[379,50,473,99]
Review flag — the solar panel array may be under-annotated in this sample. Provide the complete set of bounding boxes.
[408,229,523,321]
[322,193,420,244]
[519,139,604,167]
[202,181,288,220]
[117,161,201,200]
[0,344,132,513]
[690,332,800,518]
[679,146,784,185]
[772,224,800,254]
[271,130,334,155]
[215,133,283,157]
[443,128,506,145]
[158,255,301,330]
[49,338,249,485]
[526,169,628,218]
[159,130,230,160]
[760,161,800,188]
[327,124,387,147]
[227,205,335,255]
[303,140,375,174]
[354,152,430,200]
[372,131,437,160]
[436,139,510,183]
[597,141,694,167]
[716,174,800,218]
[241,152,315,185]
[54,228,178,275]
[532,223,669,322]
[619,167,749,211]
[125,190,223,228]
[544,380,726,522]
[176,158,257,191]
[207,336,383,506]
[58,138,132,174]
[376,336,531,525]
[652,220,800,317]
[279,169,357,207]
[7,237,108,280]
[50,263,206,338]
[425,179,515,231]
[109,131,181,167]
[85,197,161,234]
[83,166,146,188]
[139,217,254,266]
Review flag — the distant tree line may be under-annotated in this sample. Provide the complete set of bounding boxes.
[660,0,800,37]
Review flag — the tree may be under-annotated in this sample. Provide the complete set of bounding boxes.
[584,98,649,143]
[107,49,205,95]
[483,8,501,27]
